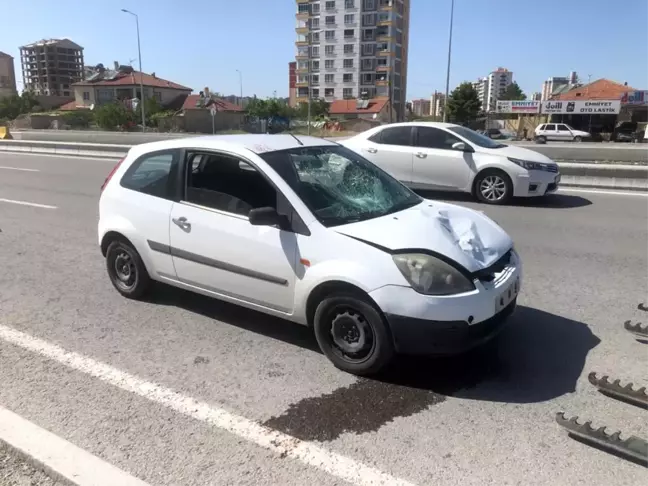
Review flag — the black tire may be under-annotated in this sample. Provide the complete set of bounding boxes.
[313,293,394,375]
[535,136,547,144]
[573,136,582,143]
[474,170,513,205]
[105,239,151,299]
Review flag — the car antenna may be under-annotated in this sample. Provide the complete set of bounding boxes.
[287,132,304,146]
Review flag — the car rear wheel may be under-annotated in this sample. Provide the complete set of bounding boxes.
[313,293,394,375]
[474,170,513,205]
[535,135,547,144]
[573,136,583,143]
[106,239,151,299]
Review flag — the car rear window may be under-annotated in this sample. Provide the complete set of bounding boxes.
[120,150,179,199]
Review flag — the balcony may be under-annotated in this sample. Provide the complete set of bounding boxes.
[377,49,393,56]
[296,26,309,34]
[376,79,389,86]
[296,51,310,59]
[376,65,391,72]
[296,0,309,3]
[296,81,309,87]
[296,11,309,20]
[379,0,395,11]
[377,35,394,42]
[295,38,309,47]
[296,66,309,73]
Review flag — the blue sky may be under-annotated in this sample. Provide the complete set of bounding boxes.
[1,0,646,100]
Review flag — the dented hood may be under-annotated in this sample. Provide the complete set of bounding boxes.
[335,201,513,273]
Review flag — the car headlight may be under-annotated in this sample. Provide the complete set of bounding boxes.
[508,157,554,171]
[392,253,475,295]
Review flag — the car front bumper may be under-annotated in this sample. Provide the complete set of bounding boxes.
[369,254,521,355]
[514,170,561,197]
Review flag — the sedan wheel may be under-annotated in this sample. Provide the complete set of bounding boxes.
[475,171,512,205]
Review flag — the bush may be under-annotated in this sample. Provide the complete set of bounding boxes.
[62,110,94,128]
[93,103,135,130]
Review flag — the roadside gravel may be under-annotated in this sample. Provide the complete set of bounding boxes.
[0,448,63,486]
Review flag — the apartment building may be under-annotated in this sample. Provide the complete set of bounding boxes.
[0,51,17,98]
[294,0,410,120]
[541,71,579,100]
[20,38,84,96]
[429,90,445,117]
[472,67,513,112]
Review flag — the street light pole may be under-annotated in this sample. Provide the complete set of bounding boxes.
[122,9,146,132]
[443,0,455,122]
[236,69,243,106]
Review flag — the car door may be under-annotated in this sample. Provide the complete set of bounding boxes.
[354,125,414,184]
[410,126,474,191]
[557,124,574,141]
[543,123,558,141]
[167,150,298,314]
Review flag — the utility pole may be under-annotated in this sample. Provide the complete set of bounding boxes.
[121,9,146,132]
[443,0,455,122]
[236,69,243,107]
[307,27,312,136]
[587,74,592,133]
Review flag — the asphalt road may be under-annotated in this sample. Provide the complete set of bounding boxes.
[0,152,646,486]
[9,129,648,164]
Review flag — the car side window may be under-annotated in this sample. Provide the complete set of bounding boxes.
[120,150,179,199]
[184,151,278,217]
[538,124,546,131]
[415,126,463,150]
[545,124,556,131]
[369,126,412,146]
[558,124,570,131]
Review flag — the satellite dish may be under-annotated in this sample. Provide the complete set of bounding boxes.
[90,104,95,111]
[372,113,377,119]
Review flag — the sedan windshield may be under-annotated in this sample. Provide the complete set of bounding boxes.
[448,126,507,149]
[260,145,422,227]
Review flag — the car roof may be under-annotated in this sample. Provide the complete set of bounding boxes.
[376,121,462,129]
[127,134,338,157]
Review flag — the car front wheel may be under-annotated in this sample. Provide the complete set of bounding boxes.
[573,136,583,142]
[313,293,394,375]
[474,170,513,205]
[106,239,151,299]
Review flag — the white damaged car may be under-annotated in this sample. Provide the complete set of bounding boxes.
[99,134,521,375]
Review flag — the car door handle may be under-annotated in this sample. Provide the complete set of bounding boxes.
[172,217,191,232]
[415,152,427,158]
[366,147,378,153]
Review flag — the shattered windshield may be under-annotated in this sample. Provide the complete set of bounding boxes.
[260,145,422,227]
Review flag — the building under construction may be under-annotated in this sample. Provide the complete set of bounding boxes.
[20,38,84,96]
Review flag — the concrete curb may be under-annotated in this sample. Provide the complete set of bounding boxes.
[0,405,151,486]
[1,139,646,191]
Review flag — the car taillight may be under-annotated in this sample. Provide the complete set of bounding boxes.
[101,158,125,193]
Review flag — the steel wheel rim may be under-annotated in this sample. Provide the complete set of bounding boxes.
[328,307,374,363]
[480,175,507,201]
[113,249,137,290]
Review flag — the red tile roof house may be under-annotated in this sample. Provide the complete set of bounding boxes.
[64,69,192,111]
[180,92,245,133]
[328,97,393,123]
[551,78,638,101]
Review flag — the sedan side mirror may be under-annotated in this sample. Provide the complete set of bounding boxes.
[452,142,473,153]
[249,207,290,230]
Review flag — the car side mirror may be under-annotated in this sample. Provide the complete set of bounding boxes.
[452,142,473,153]
[249,207,290,230]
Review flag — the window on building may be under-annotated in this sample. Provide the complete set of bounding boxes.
[345,0,355,7]
[344,29,355,38]
[362,73,373,84]
[362,29,375,41]
[343,88,353,98]
[325,88,335,97]
[298,4,310,13]
[344,14,354,24]
[121,150,179,199]
[311,46,320,57]
[343,73,353,82]
[312,32,320,42]
[361,58,374,70]
[325,59,335,69]
[344,44,354,53]
[343,59,354,68]
[311,18,320,28]
[311,74,320,85]
[312,3,320,14]
[362,13,376,25]
[362,43,375,56]
[363,0,376,10]
[83,91,90,101]
[154,91,162,102]
[325,30,335,40]
[325,15,335,25]
[325,45,335,55]
[312,88,320,98]
[184,152,278,217]
[325,74,335,83]
[312,60,320,71]
[325,1,336,9]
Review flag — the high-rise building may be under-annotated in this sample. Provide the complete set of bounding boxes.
[472,67,513,112]
[541,72,579,100]
[294,0,410,120]
[288,61,297,107]
[0,51,17,98]
[411,98,430,117]
[429,90,445,118]
[20,38,84,96]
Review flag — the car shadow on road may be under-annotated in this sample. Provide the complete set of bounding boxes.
[376,305,601,404]
[416,190,592,209]
[147,284,321,353]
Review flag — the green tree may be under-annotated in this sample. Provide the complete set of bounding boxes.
[93,103,135,130]
[499,82,526,101]
[445,82,482,123]
[246,97,295,119]
[0,92,40,120]
[294,99,329,119]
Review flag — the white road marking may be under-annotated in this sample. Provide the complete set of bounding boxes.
[3,152,119,162]
[0,198,57,209]
[0,405,151,486]
[559,188,648,197]
[0,324,418,486]
[0,166,40,172]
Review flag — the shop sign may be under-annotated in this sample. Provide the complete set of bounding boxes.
[620,90,648,105]
[496,100,541,113]
[542,100,621,114]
